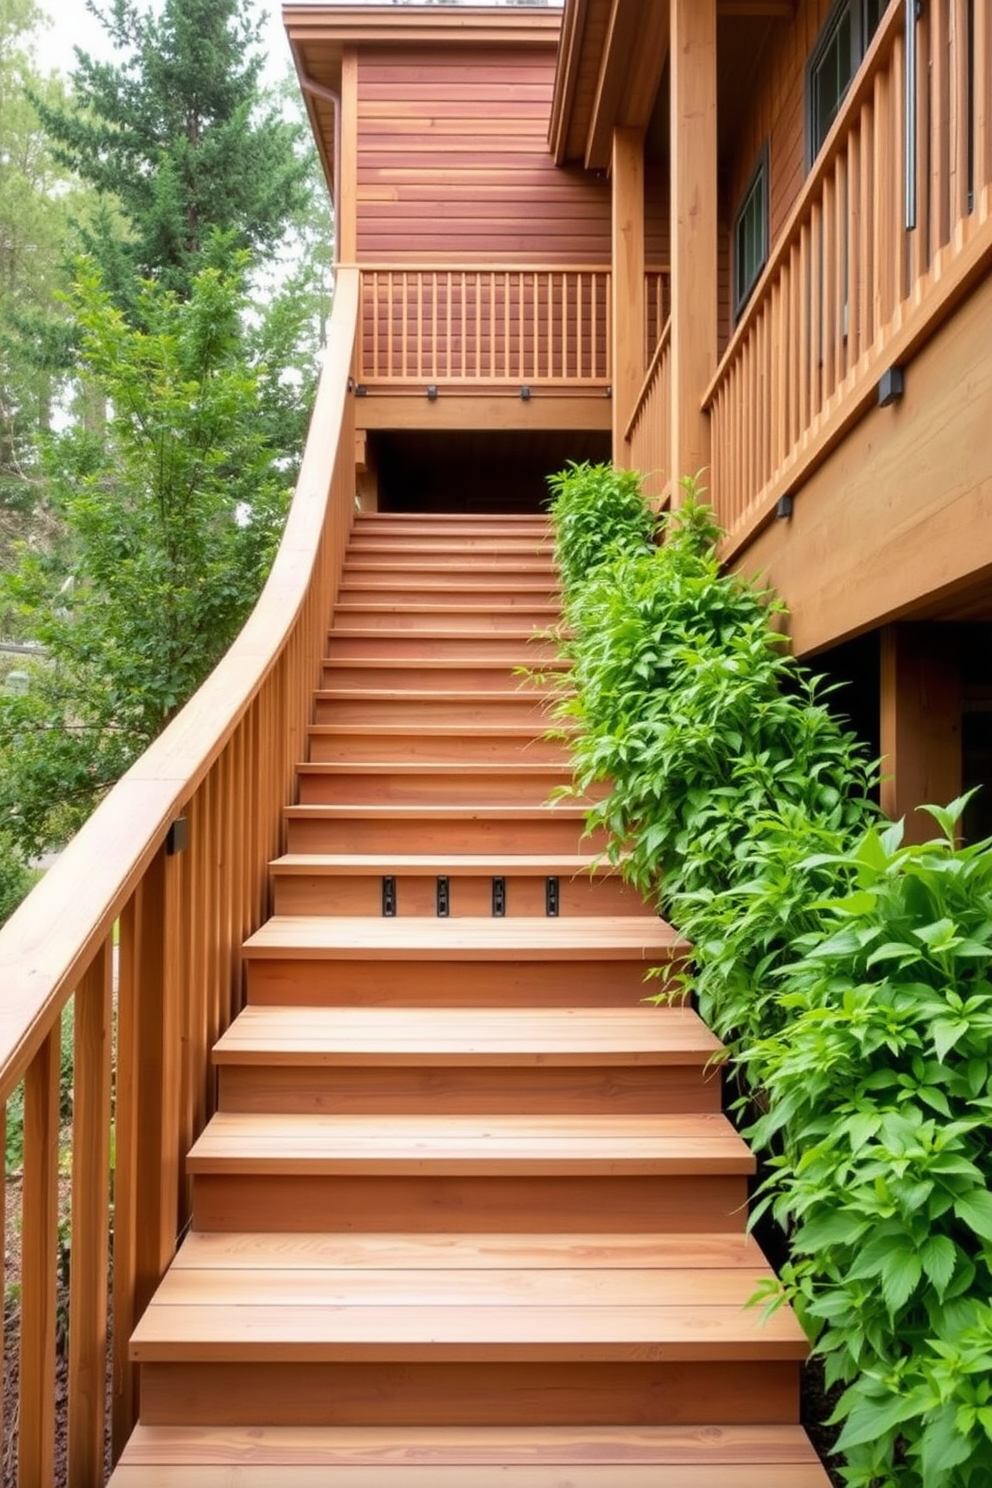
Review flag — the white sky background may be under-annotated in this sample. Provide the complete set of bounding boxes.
[37,1,296,82]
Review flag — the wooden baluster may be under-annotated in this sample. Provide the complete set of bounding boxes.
[416,272,423,382]
[873,61,894,337]
[950,0,970,223]
[858,101,874,354]
[431,272,438,383]
[577,274,585,381]
[810,200,823,419]
[798,220,811,439]
[447,271,454,381]
[977,0,991,197]
[931,0,951,253]
[821,175,836,404]
[788,241,800,448]
[773,270,786,476]
[913,3,932,285]
[387,271,394,379]
[401,271,409,380]
[20,1025,60,1488]
[503,272,510,381]
[68,945,113,1488]
[846,132,861,366]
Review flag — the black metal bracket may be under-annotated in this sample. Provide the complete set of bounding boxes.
[436,876,450,917]
[492,876,506,917]
[382,876,396,917]
[546,876,559,917]
[165,816,188,856]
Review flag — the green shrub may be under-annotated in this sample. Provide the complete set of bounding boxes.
[546,460,657,595]
[550,465,992,1487]
[0,831,34,928]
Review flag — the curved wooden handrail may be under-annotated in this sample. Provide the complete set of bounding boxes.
[0,266,359,1104]
[0,267,360,1483]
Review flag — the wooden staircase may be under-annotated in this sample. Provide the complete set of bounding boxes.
[109,512,832,1485]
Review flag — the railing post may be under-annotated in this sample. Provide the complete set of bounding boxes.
[670,0,718,494]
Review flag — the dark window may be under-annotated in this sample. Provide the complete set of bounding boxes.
[733,145,769,320]
[807,0,885,165]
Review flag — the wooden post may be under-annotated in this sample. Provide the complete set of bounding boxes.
[880,624,962,843]
[340,49,359,263]
[669,0,718,496]
[20,1028,60,1488]
[611,125,645,462]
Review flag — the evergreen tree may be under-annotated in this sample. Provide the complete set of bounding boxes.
[32,0,312,309]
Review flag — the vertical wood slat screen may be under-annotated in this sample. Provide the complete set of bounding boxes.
[358,265,616,385]
[0,269,360,1486]
[704,0,992,550]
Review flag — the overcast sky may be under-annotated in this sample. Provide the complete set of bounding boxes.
[36,1,296,80]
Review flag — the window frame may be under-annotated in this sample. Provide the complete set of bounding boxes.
[732,142,770,323]
[805,0,886,169]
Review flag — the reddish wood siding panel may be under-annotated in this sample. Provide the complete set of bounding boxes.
[356,47,612,264]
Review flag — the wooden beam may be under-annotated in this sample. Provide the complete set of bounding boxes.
[549,0,589,164]
[355,394,612,434]
[339,48,358,263]
[611,126,646,459]
[881,625,962,843]
[669,0,718,492]
[586,0,669,171]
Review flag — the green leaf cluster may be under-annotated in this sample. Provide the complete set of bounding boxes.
[550,465,992,1487]
[0,248,289,856]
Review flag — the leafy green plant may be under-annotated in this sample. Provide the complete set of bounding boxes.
[546,460,657,595]
[549,464,992,1487]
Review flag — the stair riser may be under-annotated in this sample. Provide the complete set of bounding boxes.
[296,773,572,806]
[191,1174,749,1236]
[139,1358,798,1429]
[321,665,565,691]
[324,633,561,661]
[346,537,548,554]
[312,697,553,726]
[284,817,606,854]
[246,958,679,1007]
[271,873,640,917]
[343,560,556,578]
[333,610,557,633]
[216,1065,721,1117]
[339,586,560,607]
[307,732,569,765]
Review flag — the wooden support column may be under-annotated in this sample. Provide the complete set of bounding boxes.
[611,125,645,461]
[669,0,718,495]
[881,624,962,843]
[339,49,358,263]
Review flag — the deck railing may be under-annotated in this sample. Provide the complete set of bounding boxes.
[625,315,672,506]
[705,0,992,552]
[0,269,360,1486]
[356,264,670,390]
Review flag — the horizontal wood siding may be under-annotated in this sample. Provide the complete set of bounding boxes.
[356,47,612,263]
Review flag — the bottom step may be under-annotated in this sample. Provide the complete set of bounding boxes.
[110,1423,833,1485]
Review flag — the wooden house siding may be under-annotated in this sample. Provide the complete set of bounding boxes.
[726,1,832,250]
[355,47,612,263]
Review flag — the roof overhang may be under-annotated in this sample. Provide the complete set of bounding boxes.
[285,5,563,200]
[549,0,669,170]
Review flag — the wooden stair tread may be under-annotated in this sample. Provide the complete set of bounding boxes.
[320,659,568,670]
[187,1111,752,1175]
[214,1006,722,1064]
[309,723,570,735]
[243,915,686,960]
[313,690,557,703]
[110,1425,832,1485]
[284,805,590,820]
[295,764,571,777]
[271,853,620,874]
[171,1231,766,1271]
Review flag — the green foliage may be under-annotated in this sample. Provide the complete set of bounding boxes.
[551,465,992,1487]
[546,460,657,595]
[0,248,289,855]
[0,829,33,926]
[32,0,311,307]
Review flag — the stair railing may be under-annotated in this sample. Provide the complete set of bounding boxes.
[0,267,360,1487]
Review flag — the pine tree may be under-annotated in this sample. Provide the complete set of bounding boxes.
[33,0,312,308]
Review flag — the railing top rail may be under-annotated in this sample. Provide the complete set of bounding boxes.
[351,261,667,275]
[0,267,360,1108]
[702,0,904,409]
[624,314,672,442]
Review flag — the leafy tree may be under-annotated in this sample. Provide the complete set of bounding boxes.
[0,245,290,855]
[0,0,86,556]
[32,0,312,309]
